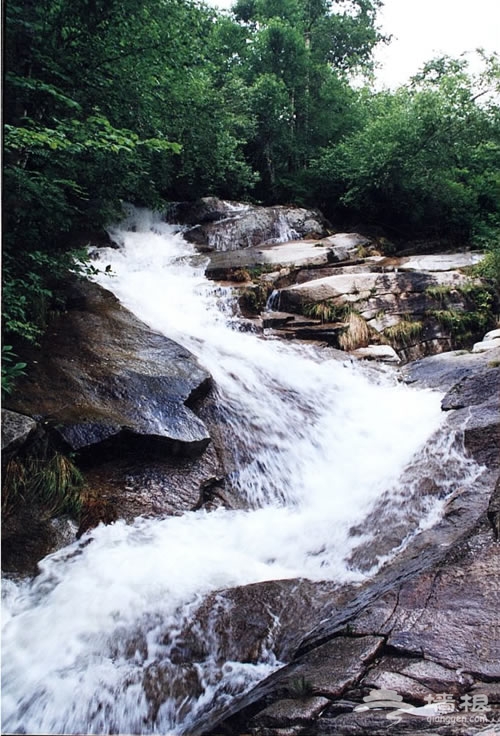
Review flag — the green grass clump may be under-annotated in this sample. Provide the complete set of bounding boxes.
[2,452,84,517]
[383,319,423,346]
[303,300,350,323]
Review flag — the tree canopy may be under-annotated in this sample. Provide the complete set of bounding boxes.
[3,0,500,387]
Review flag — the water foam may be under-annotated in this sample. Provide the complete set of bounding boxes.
[1,207,478,735]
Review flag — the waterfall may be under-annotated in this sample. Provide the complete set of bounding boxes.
[1,208,482,736]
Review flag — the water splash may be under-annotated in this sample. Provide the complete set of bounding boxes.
[1,207,483,735]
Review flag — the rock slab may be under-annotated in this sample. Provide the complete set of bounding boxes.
[5,280,212,456]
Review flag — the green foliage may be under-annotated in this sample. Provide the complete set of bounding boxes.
[426,284,495,345]
[310,54,500,240]
[383,319,423,346]
[474,227,500,294]
[425,284,456,303]
[5,0,500,384]
[1,346,27,397]
[286,675,315,699]
[303,300,350,322]
[2,452,84,518]
[232,0,383,200]
[3,0,258,355]
[239,284,272,314]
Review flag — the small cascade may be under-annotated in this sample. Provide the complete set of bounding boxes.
[1,206,485,736]
[265,288,281,311]
[272,210,300,243]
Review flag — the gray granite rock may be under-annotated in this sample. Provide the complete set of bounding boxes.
[441,366,500,409]
[1,409,37,456]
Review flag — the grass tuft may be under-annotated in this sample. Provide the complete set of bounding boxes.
[339,311,370,350]
[383,319,423,347]
[2,452,84,517]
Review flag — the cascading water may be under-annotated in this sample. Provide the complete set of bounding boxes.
[1,208,483,735]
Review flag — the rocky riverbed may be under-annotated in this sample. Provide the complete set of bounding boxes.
[2,198,499,734]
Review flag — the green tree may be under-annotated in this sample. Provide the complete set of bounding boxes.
[3,0,256,352]
[232,0,383,200]
[310,54,500,241]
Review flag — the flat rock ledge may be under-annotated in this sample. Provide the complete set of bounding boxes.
[202,222,491,363]
[5,279,212,456]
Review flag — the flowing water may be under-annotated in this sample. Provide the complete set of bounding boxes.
[1,208,483,735]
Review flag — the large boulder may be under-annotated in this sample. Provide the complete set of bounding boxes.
[277,270,471,313]
[270,266,492,362]
[174,198,329,252]
[441,365,500,410]
[207,513,500,736]
[2,280,224,572]
[398,253,484,272]
[204,232,490,364]
[176,579,341,667]
[5,280,212,456]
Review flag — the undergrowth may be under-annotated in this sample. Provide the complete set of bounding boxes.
[383,319,423,346]
[303,300,350,323]
[2,452,84,517]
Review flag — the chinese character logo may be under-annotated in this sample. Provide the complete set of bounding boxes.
[354,689,417,722]
[353,689,491,725]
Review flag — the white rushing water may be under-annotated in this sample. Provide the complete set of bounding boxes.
[1,208,481,735]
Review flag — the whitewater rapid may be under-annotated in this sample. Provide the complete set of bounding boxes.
[1,208,481,735]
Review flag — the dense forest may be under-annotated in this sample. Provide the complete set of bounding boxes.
[3,0,500,391]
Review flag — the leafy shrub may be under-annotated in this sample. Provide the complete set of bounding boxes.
[1,346,27,396]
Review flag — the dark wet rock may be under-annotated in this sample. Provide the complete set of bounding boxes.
[205,460,499,736]
[404,350,500,471]
[1,505,70,575]
[386,526,500,679]
[487,476,500,540]
[361,656,473,700]
[249,696,330,730]
[143,661,205,723]
[449,403,500,468]
[204,637,384,736]
[1,409,37,458]
[170,197,242,226]
[5,280,212,456]
[441,365,500,410]
[361,668,433,702]
[176,579,340,668]
[78,441,223,533]
[274,322,346,346]
[283,636,385,699]
[308,709,499,735]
